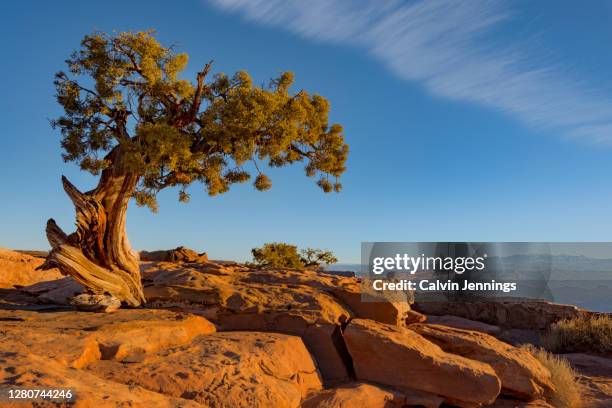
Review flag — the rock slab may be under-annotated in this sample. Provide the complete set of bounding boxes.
[411,323,554,400]
[343,318,501,406]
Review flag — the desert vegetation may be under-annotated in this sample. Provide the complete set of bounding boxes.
[520,344,583,408]
[249,242,337,269]
[41,30,348,306]
[541,314,612,354]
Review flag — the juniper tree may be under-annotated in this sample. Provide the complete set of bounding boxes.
[41,31,348,306]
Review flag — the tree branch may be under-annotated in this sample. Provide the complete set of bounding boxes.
[176,60,213,127]
[290,143,314,159]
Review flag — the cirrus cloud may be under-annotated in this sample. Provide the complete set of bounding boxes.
[208,0,612,144]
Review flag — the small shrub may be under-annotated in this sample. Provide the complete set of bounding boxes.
[541,315,612,354]
[249,242,337,269]
[250,242,304,269]
[520,344,582,408]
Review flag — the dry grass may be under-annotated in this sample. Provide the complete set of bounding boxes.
[520,344,582,408]
[541,315,612,354]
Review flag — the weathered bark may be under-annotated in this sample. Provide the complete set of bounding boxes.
[39,150,145,306]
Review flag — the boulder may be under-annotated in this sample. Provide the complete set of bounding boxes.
[88,331,322,408]
[331,282,411,326]
[411,324,554,400]
[343,319,501,406]
[0,247,62,288]
[140,246,208,263]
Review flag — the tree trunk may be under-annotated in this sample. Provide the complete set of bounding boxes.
[39,151,145,307]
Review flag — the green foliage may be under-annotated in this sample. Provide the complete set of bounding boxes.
[249,242,337,269]
[52,31,348,210]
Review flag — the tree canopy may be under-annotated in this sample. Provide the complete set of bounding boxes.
[53,30,348,211]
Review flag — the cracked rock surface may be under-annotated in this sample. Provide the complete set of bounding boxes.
[2,254,609,407]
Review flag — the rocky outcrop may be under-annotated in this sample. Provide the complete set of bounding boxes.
[92,314,216,363]
[0,309,217,369]
[140,246,209,263]
[141,262,412,325]
[1,308,319,408]
[413,299,585,330]
[18,260,411,383]
[89,331,322,408]
[0,247,62,288]
[140,261,412,382]
[411,323,554,400]
[343,319,501,406]
[5,259,577,407]
[0,350,202,407]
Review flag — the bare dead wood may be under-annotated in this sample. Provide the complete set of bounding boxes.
[41,160,145,307]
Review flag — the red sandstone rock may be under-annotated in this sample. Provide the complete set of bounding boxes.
[413,299,585,330]
[0,350,202,407]
[0,248,62,288]
[88,331,322,408]
[140,246,208,263]
[343,319,501,406]
[302,382,408,408]
[411,323,554,400]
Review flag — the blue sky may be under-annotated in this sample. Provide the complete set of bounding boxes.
[2,0,612,263]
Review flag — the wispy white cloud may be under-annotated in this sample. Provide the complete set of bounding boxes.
[208,0,612,144]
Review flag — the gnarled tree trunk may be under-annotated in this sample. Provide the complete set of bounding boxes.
[39,150,145,306]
